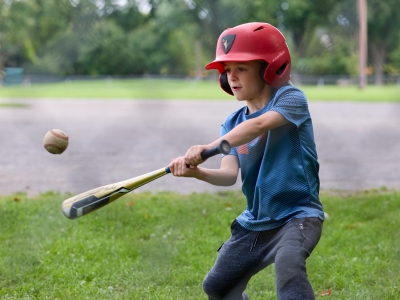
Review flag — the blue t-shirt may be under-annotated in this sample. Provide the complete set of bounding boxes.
[220,84,324,231]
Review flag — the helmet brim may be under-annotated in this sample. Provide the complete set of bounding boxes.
[204,61,225,73]
[205,54,266,73]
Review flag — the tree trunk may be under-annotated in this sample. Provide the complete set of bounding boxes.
[370,43,386,86]
[293,30,306,58]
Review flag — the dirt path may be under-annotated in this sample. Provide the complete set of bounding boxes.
[1,99,399,196]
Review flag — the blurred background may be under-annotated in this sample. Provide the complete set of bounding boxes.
[0,0,399,196]
[1,3,400,298]
[0,0,399,86]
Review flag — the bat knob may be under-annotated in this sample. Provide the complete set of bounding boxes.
[219,140,231,155]
[200,140,231,160]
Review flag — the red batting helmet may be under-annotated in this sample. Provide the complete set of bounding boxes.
[205,22,291,95]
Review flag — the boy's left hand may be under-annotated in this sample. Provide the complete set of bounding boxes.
[169,156,198,177]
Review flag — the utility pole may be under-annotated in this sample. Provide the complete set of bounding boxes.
[358,0,367,90]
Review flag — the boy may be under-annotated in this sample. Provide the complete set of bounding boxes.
[169,22,324,300]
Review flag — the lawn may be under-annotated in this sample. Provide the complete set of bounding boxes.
[0,78,399,102]
[1,188,399,299]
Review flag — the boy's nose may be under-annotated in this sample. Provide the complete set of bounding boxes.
[228,73,237,81]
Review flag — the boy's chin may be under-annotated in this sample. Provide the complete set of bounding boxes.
[232,92,243,100]
[233,95,247,101]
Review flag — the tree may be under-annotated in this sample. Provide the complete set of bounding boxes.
[179,0,257,62]
[1,0,399,79]
[295,0,359,76]
[0,0,9,71]
[278,0,344,57]
[388,30,400,74]
[367,0,400,85]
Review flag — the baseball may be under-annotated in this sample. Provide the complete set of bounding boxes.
[43,129,69,154]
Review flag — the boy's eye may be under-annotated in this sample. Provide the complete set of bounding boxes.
[238,67,246,72]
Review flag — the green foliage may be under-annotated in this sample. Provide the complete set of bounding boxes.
[388,31,400,73]
[76,20,137,75]
[107,2,147,31]
[367,0,400,45]
[365,0,400,82]
[296,31,358,75]
[0,0,399,78]
[277,0,344,56]
[0,78,229,100]
[1,189,400,299]
[124,23,171,74]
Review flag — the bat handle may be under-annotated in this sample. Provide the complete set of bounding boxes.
[201,139,231,159]
[165,139,231,174]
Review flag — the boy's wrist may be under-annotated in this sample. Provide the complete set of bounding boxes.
[193,167,204,180]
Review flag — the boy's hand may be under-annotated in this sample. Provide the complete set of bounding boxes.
[169,140,231,177]
[184,145,209,166]
[169,156,199,178]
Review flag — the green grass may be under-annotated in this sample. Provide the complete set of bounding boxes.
[0,79,230,100]
[0,78,399,101]
[1,189,400,299]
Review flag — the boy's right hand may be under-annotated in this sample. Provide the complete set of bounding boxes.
[184,145,209,166]
[169,156,199,178]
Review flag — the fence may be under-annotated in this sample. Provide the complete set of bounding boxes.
[290,73,400,86]
[1,68,24,86]
[1,72,400,86]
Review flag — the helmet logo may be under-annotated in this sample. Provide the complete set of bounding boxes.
[272,50,286,62]
[221,34,235,54]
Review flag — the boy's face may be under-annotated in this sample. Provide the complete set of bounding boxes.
[223,61,269,102]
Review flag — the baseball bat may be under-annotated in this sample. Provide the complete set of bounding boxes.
[62,140,231,220]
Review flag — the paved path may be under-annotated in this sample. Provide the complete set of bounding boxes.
[1,99,399,196]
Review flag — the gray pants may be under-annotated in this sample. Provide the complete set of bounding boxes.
[202,217,323,300]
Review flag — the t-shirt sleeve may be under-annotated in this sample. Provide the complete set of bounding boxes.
[270,89,310,128]
[220,123,238,156]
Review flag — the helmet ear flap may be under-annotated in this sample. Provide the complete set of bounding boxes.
[259,63,268,83]
[219,72,233,95]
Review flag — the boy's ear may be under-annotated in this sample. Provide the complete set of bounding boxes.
[219,72,234,95]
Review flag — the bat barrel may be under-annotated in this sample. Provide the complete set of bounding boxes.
[62,141,231,219]
[63,195,107,219]
[62,167,169,219]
